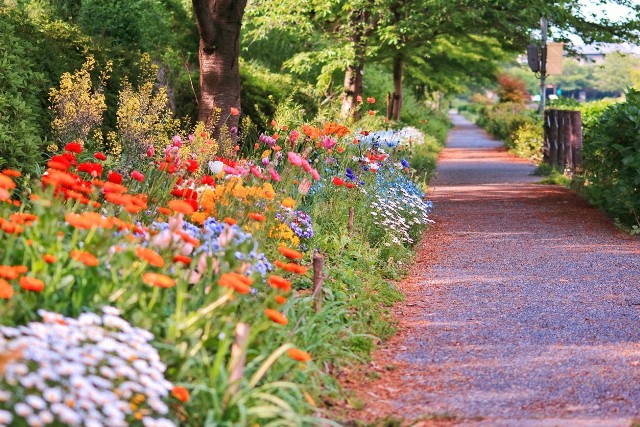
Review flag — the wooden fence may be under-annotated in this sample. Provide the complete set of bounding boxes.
[543,109,583,171]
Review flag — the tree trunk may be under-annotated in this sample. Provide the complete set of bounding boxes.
[391,55,403,121]
[341,10,367,120]
[192,0,247,153]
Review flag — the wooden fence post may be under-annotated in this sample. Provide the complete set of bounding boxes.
[549,109,559,167]
[557,110,567,168]
[570,110,582,170]
[543,110,551,164]
[564,111,574,169]
[312,253,324,312]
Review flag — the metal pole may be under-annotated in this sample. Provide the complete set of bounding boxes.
[539,17,548,116]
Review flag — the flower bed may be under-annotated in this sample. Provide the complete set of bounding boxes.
[0,66,437,425]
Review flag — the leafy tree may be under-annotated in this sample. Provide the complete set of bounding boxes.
[592,51,640,93]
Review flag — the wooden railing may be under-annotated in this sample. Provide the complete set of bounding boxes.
[543,109,583,171]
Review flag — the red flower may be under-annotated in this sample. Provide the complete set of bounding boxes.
[171,188,185,197]
[64,142,82,153]
[107,171,123,184]
[229,107,240,116]
[201,175,214,185]
[186,159,199,173]
[345,182,355,189]
[332,177,344,186]
[94,152,107,161]
[131,170,145,182]
[366,97,375,104]
[77,162,103,177]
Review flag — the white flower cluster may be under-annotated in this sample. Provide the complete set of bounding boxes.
[370,187,433,246]
[0,308,176,427]
[356,127,424,149]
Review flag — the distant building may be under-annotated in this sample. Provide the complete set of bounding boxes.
[572,43,640,64]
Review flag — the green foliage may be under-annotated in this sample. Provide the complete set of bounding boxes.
[240,60,318,130]
[0,12,46,174]
[476,102,533,142]
[76,0,172,51]
[580,88,640,228]
[510,121,543,162]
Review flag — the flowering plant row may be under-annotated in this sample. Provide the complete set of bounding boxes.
[0,94,434,424]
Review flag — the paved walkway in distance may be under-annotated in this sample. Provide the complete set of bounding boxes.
[350,114,640,427]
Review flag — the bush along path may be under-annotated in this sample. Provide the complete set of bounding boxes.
[341,114,640,427]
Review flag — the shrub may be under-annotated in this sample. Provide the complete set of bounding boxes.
[510,121,543,162]
[0,13,46,174]
[580,89,640,228]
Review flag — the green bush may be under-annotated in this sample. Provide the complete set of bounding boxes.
[580,89,640,228]
[0,12,48,174]
[510,121,543,162]
[476,101,533,142]
[240,60,318,131]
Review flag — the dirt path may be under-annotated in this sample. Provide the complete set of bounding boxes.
[344,114,640,427]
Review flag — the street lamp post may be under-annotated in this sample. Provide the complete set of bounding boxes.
[539,17,548,115]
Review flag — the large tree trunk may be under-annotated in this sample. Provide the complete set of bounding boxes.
[341,10,368,120]
[391,55,403,121]
[192,0,247,153]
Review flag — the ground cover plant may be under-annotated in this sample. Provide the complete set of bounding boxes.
[0,60,438,426]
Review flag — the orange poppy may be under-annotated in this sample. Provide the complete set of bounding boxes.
[0,188,10,202]
[173,254,191,265]
[287,348,312,362]
[277,246,303,260]
[158,207,172,215]
[268,275,292,292]
[264,308,288,325]
[2,169,21,177]
[168,199,194,215]
[12,266,27,274]
[273,260,307,274]
[218,272,252,294]
[70,250,99,267]
[248,212,266,222]
[19,276,44,292]
[0,279,13,299]
[42,254,57,264]
[0,175,16,190]
[142,272,175,288]
[136,247,165,267]
[171,386,190,403]
[223,217,237,225]
[275,295,287,305]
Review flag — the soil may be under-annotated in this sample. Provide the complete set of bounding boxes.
[336,114,640,427]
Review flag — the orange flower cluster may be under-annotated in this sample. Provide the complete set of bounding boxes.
[136,247,165,267]
[70,250,99,267]
[274,261,307,275]
[264,308,288,325]
[142,272,175,288]
[65,212,113,229]
[268,275,291,292]
[287,348,312,362]
[277,246,303,260]
[218,272,253,294]
[322,122,350,137]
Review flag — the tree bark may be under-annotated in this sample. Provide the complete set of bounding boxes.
[192,0,247,151]
[341,10,367,120]
[391,55,403,121]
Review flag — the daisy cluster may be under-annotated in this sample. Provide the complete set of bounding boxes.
[0,307,175,427]
[356,127,424,149]
[368,168,433,246]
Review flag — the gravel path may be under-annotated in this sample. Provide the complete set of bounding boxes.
[347,114,640,426]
